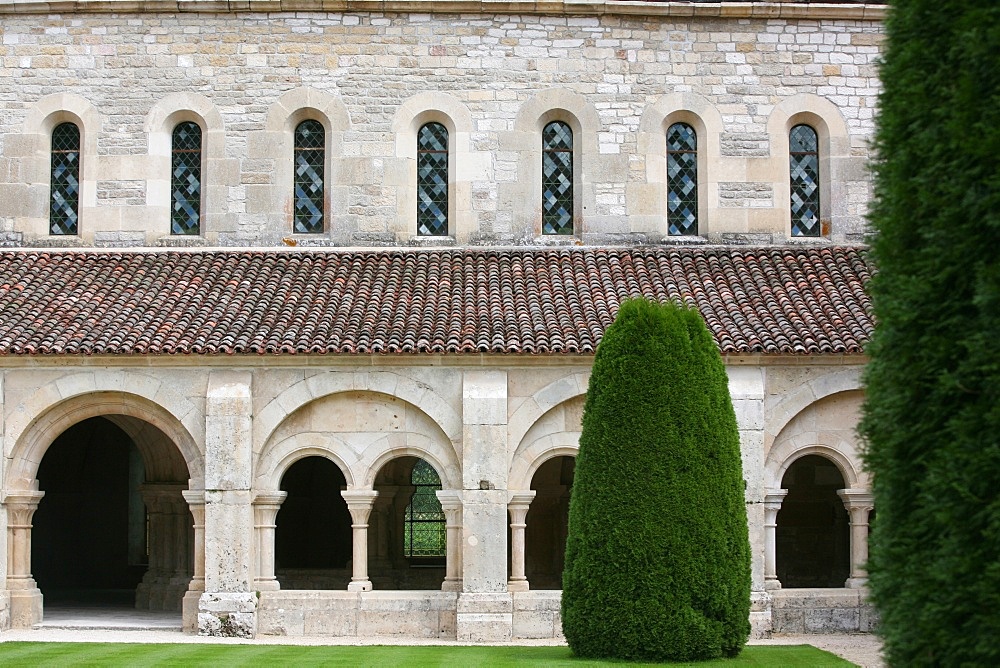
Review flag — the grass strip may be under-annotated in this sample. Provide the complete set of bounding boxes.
[0,642,853,666]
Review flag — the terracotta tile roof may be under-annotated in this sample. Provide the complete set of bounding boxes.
[0,247,872,356]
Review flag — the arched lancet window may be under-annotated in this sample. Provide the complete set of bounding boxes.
[50,122,80,235]
[404,459,446,559]
[171,121,202,235]
[294,119,325,234]
[667,122,698,236]
[417,122,449,236]
[542,121,573,235]
[790,124,821,237]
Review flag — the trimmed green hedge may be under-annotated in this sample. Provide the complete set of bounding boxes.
[561,298,750,662]
[860,2,1000,664]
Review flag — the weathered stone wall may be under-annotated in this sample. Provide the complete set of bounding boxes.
[0,6,883,246]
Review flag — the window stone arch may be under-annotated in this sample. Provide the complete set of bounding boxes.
[636,93,724,242]
[391,92,475,245]
[145,93,229,245]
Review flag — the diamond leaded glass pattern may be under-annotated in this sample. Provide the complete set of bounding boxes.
[542,121,573,235]
[790,124,821,237]
[667,122,698,236]
[294,120,326,234]
[171,122,202,235]
[404,459,446,558]
[417,122,449,236]
[50,122,80,235]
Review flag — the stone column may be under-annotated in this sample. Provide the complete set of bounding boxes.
[341,490,379,592]
[436,490,463,592]
[137,484,186,610]
[728,367,771,638]
[457,370,512,642]
[200,371,256,638]
[763,489,788,590]
[506,491,535,592]
[252,492,287,592]
[2,490,44,628]
[182,490,206,632]
[837,489,875,589]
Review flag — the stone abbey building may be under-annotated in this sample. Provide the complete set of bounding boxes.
[0,0,882,640]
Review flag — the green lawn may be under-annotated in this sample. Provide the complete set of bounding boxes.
[0,643,852,666]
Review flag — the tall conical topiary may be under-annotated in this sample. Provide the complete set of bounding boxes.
[561,298,750,662]
[860,1,1000,664]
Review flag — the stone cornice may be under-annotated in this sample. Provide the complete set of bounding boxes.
[0,1,888,21]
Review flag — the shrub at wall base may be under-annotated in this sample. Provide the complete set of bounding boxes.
[561,298,751,662]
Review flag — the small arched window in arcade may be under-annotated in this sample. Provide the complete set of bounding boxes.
[171,121,202,235]
[667,122,698,236]
[417,122,449,236]
[50,122,81,235]
[790,124,821,237]
[404,459,446,559]
[294,119,325,234]
[542,121,574,235]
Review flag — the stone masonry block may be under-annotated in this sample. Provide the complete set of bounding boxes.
[463,370,507,426]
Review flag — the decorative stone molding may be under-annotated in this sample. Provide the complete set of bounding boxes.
[0,1,890,21]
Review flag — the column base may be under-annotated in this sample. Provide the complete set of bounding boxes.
[198,592,257,638]
[456,592,513,642]
[182,590,203,633]
[347,580,372,592]
[506,580,529,592]
[441,579,462,592]
[846,577,869,589]
[9,587,42,629]
[764,578,782,591]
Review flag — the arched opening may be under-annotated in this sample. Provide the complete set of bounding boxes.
[524,456,575,589]
[31,415,192,616]
[274,456,352,590]
[370,456,446,590]
[776,454,850,587]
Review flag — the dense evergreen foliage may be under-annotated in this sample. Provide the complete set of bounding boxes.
[860,1,1000,664]
[561,298,750,661]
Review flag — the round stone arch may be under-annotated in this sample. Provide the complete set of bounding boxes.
[636,92,724,239]
[508,89,601,239]
[507,372,589,456]
[254,372,462,456]
[765,368,863,448]
[766,93,853,238]
[767,443,861,493]
[5,389,203,492]
[510,435,580,492]
[360,434,460,490]
[254,432,358,492]
[391,92,475,242]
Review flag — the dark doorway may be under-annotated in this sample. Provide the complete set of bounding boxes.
[776,454,850,588]
[33,417,147,605]
[524,456,575,589]
[274,456,352,589]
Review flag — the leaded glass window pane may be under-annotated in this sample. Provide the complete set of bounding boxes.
[171,122,202,235]
[667,122,698,236]
[50,122,80,236]
[404,459,446,558]
[294,119,325,234]
[790,124,821,237]
[542,121,573,235]
[417,122,448,236]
